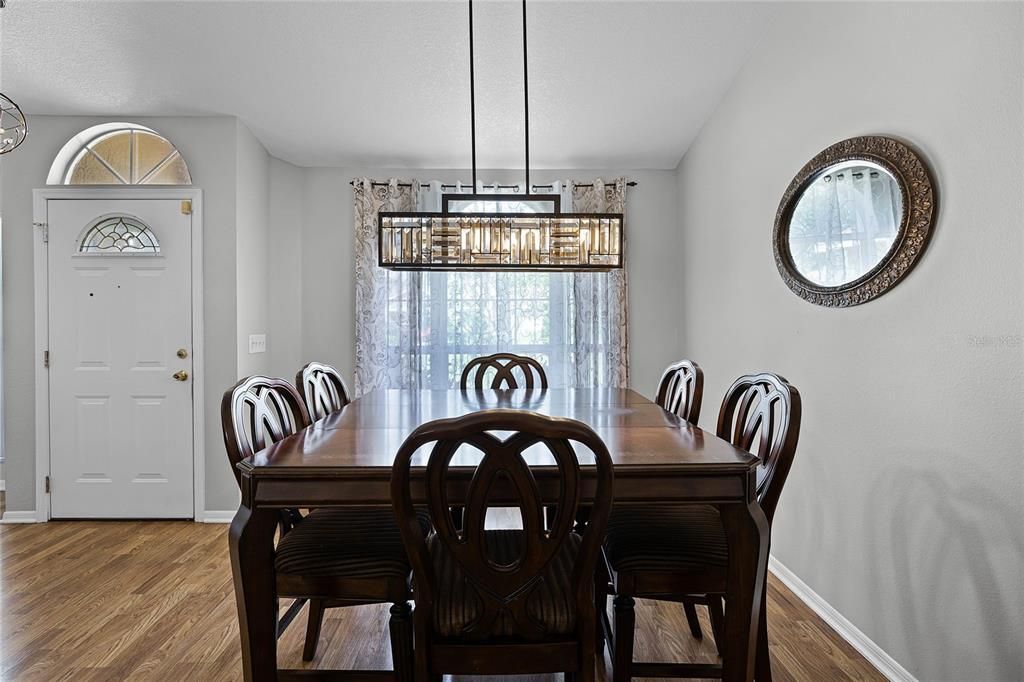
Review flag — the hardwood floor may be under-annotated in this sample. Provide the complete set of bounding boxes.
[0,521,884,681]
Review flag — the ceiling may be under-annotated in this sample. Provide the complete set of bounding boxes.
[0,1,777,170]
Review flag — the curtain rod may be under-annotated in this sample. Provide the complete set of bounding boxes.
[348,180,638,190]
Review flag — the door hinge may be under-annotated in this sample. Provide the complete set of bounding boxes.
[43,350,50,368]
[180,200,192,215]
[45,476,51,494]
[34,222,48,243]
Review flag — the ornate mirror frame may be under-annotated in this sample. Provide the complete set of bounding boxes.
[773,135,936,307]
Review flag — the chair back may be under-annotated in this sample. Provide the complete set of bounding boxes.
[460,353,549,389]
[296,361,351,420]
[392,410,613,641]
[716,373,801,523]
[221,375,311,488]
[655,359,704,423]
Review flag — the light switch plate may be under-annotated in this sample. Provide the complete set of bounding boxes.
[248,334,267,354]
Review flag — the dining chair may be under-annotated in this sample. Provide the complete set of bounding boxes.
[460,352,549,389]
[456,353,550,533]
[655,359,704,424]
[222,375,423,671]
[654,359,707,637]
[599,372,801,681]
[295,361,351,420]
[391,409,614,681]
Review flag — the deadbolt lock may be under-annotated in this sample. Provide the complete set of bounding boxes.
[177,348,189,359]
[173,370,190,382]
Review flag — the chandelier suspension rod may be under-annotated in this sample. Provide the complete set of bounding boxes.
[522,0,531,194]
[468,0,478,190]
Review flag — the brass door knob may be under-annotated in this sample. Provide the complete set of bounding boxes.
[177,348,189,359]
[173,370,189,382]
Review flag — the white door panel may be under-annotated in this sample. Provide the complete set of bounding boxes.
[48,198,193,518]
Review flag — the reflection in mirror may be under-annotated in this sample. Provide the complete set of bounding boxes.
[788,161,902,287]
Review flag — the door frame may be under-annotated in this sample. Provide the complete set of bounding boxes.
[32,187,205,522]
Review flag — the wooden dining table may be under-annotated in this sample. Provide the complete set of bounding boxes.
[230,387,770,682]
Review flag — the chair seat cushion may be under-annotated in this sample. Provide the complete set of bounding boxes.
[428,529,580,639]
[604,505,728,573]
[275,508,429,578]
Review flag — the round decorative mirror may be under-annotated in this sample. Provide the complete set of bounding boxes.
[773,136,936,307]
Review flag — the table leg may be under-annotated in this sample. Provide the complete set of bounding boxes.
[719,495,770,682]
[229,503,279,682]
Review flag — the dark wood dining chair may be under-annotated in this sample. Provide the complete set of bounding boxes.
[460,352,549,389]
[391,409,614,681]
[295,361,351,420]
[655,359,706,637]
[655,359,704,424]
[456,353,550,532]
[599,372,801,681]
[222,375,422,671]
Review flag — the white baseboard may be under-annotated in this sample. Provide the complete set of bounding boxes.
[1,510,38,524]
[769,556,916,682]
[199,510,235,523]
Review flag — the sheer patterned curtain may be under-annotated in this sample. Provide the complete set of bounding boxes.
[352,176,629,395]
[353,178,426,394]
[571,178,629,388]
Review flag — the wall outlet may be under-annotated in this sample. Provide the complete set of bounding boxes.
[248,334,267,354]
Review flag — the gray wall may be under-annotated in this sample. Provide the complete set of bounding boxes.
[674,3,1023,679]
[297,168,682,398]
[267,158,305,379]
[235,121,272,379]
[0,115,241,513]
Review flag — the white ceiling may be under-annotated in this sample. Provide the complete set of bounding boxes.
[0,1,776,169]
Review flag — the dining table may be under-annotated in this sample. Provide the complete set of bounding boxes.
[229,387,770,682]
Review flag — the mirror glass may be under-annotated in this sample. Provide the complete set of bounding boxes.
[787,160,903,287]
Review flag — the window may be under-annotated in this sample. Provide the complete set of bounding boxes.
[78,215,161,254]
[361,178,626,393]
[50,123,191,185]
[403,198,573,389]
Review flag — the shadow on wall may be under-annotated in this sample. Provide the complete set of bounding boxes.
[874,464,1024,678]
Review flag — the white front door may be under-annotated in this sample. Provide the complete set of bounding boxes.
[47,198,193,518]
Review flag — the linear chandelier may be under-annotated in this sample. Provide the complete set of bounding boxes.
[378,0,623,271]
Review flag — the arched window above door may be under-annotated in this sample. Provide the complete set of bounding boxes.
[48,123,192,186]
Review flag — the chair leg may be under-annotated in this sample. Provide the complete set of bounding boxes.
[580,602,598,682]
[682,600,703,639]
[708,596,725,657]
[612,595,635,682]
[302,598,326,661]
[389,601,414,682]
[756,585,772,682]
[414,612,431,682]
[594,566,610,652]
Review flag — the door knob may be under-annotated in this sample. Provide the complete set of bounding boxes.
[173,370,189,382]
[177,348,189,359]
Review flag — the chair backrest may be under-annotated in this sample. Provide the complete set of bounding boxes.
[716,373,801,523]
[295,361,351,421]
[655,359,704,424]
[392,409,613,641]
[460,353,549,389]
[221,375,311,488]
